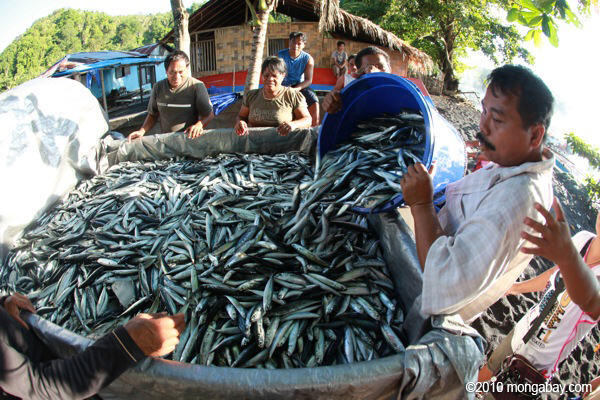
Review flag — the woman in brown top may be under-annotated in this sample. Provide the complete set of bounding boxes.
[235,57,311,136]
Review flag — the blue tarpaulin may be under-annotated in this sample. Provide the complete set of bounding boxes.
[210,93,240,116]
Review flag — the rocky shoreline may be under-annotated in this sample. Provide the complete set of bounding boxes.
[431,93,599,398]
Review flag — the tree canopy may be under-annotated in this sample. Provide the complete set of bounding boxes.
[0,3,203,92]
[340,0,592,91]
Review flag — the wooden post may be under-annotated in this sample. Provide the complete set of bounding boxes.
[99,69,108,113]
[138,65,144,105]
[232,63,236,93]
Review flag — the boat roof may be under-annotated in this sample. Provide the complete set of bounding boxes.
[45,51,165,78]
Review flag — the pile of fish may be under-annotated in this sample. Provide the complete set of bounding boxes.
[1,110,426,368]
[315,110,426,210]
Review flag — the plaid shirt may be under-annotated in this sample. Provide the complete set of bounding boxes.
[421,151,554,323]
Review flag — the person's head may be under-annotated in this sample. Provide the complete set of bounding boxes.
[337,41,345,51]
[355,46,391,74]
[595,211,600,236]
[261,56,287,91]
[347,54,357,75]
[478,64,554,167]
[288,32,306,56]
[164,50,190,89]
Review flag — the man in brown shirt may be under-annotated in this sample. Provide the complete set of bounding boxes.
[129,51,214,141]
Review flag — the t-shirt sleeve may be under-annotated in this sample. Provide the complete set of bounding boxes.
[291,89,307,110]
[194,82,213,118]
[243,89,258,108]
[147,85,159,117]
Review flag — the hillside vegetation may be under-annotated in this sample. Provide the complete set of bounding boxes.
[0,4,203,92]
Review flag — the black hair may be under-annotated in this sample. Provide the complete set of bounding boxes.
[164,50,190,70]
[261,56,287,76]
[487,64,554,130]
[348,54,357,62]
[337,40,345,47]
[355,46,390,69]
[289,32,306,42]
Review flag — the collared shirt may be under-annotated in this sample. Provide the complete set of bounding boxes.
[421,151,555,323]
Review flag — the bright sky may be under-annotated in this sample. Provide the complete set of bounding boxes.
[1,1,599,151]
[460,11,600,151]
[0,0,195,53]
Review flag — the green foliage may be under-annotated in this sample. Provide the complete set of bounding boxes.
[566,132,600,169]
[0,3,205,92]
[340,0,531,91]
[507,0,591,47]
[584,176,600,206]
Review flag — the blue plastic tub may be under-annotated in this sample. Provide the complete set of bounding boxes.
[317,73,466,213]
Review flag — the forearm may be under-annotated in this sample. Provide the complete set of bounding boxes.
[559,247,600,317]
[293,79,311,90]
[291,115,311,130]
[138,113,157,134]
[0,325,144,400]
[410,203,446,270]
[199,110,214,128]
[511,266,557,294]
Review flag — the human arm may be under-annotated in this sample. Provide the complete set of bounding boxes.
[521,200,600,319]
[506,266,558,295]
[277,103,311,136]
[185,110,215,139]
[186,82,214,139]
[128,113,157,142]
[0,301,184,400]
[322,89,342,114]
[129,86,160,141]
[3,292,36,329]
[292,55,314,90]
[235,105,250,136]
[399,163,443,269]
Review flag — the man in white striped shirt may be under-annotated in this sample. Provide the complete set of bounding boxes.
[129,50,214,141]
[399,65,555,324]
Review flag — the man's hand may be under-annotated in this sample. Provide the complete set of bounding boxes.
[277,122,293,136]
[128,130,145,142]
[400,163,435,208]
[124,313,185,357]
[520,199,576,267]
[235,120,248,136]
[4,293,36,330]
[322,90,342,114]
[185,121,204,139]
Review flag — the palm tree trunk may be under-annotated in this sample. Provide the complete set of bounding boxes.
[170,0,190,58]
[244,0,276,96]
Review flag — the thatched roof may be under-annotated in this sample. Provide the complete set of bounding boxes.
[162,0,432,70]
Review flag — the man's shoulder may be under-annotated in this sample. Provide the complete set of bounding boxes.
[185,76,206,89]
[278,49,289,57]
[153,78,170,92]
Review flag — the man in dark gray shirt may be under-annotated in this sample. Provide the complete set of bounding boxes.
[129,50,214,141]
[0,292,185,399]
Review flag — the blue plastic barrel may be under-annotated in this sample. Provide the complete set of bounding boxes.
[317,73,466,213]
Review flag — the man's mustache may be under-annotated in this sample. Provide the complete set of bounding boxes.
[476,131,496,151]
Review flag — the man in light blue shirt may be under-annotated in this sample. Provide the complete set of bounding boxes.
[278,32,319,126]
